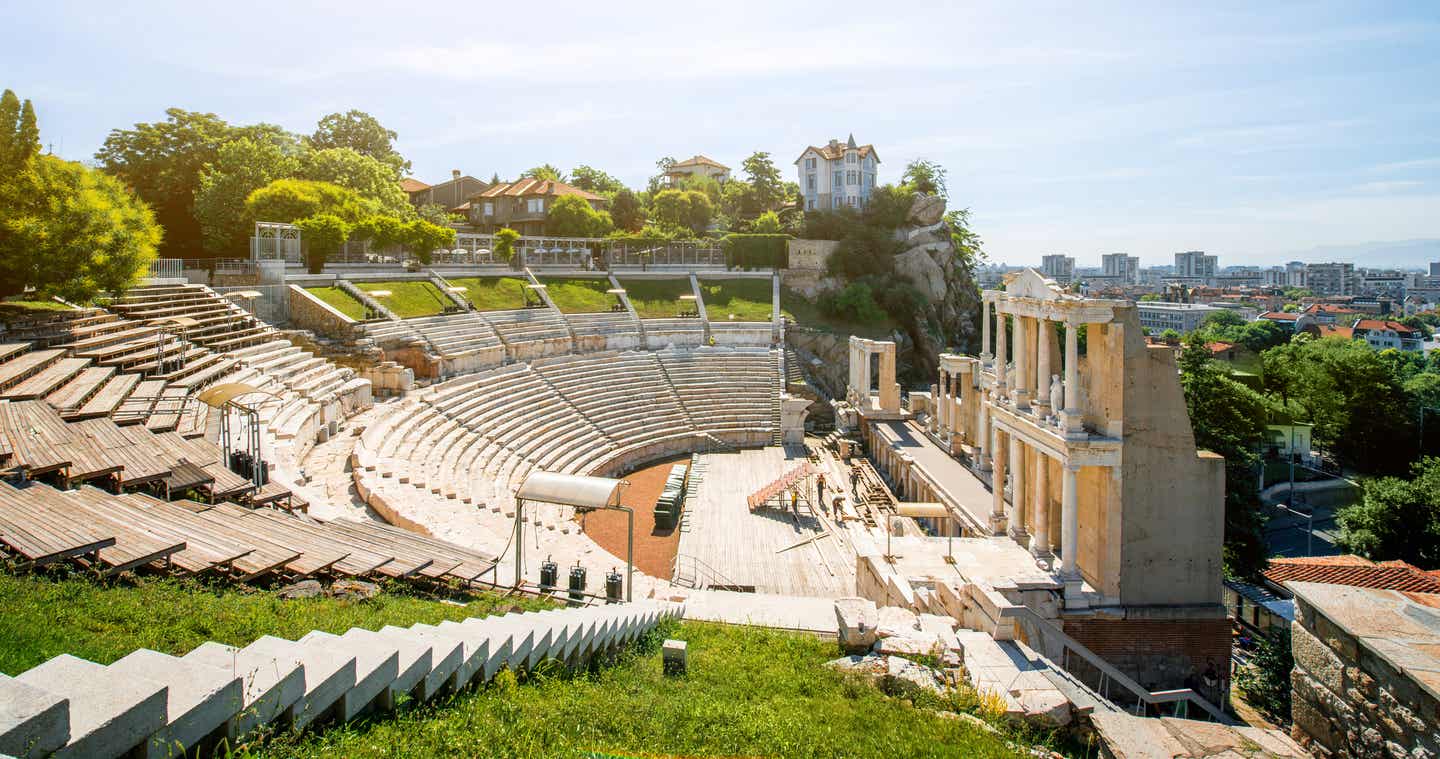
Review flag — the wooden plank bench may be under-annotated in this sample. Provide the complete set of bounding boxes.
[0,482,115,569]
[2,357,92,401]
[45,366,116,412]
[70,373,141,419]
[0,349,64,393]
[210,504,393,578]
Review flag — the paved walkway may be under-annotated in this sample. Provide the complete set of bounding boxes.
[673,589,838,634]
[871,420,993,529]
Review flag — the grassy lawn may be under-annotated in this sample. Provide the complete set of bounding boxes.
[355,281,452,319]
[253,621,1032,759]
[698,278,774,322]
[538,276,621,313]
[0,571,551,675]
[617,277,697,318]
[304,286,365,320]
[448,276,532,311]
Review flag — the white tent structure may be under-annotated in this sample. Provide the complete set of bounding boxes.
[513,472,633,601]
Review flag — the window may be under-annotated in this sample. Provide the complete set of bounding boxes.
[847,196,857,207]
[846,152,857,164]
[847,170,858,185]
[833,171,843,189]
[807,197,816,210]
[527,198,544,214]
[832,196,843,209]
[806,174,816,191]
[805,157,816,170]
[483,201,494,216]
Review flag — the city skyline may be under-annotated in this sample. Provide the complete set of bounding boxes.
[2,1,1437,265]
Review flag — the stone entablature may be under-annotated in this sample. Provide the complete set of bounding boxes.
[1288,581,1440,759]
[846,336,900,418]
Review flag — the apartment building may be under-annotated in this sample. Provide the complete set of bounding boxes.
[1040,254,1076,281]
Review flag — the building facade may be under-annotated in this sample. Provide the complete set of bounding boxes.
[1136,301,1221,334]
[404,170,490,211]
[1307,262,1357,296]
[1351,318,1424,351]
[1173,251,1218,282]
[465,178,607,236]
[665,155,731,185]
[1041,255,1076,282]
[794,135,879,211]
[1101,253,1140,284]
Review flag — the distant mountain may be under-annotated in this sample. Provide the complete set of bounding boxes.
[1276,239,1440,269]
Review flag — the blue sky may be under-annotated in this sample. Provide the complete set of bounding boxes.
[3,0,1438,266]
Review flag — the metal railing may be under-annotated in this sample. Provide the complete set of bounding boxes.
[145,258,183,280]
[671,553,745,590]
[1010,605,1235,723]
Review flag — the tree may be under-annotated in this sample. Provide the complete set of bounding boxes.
[295,214,350,274]
[751,210,783,234]
[493,227,520,264]
[741,151,785,217]
[1178,333,1271,578]
[901,159,948,198]
[194,136,302,256]
[299,147,412,217]
[353,215,406,250]
[415,203,457,226]
[308,109,409,178]
[609,188,645,232]
[1234,625,1293,725]
[1201,310,1246,329]
[1337,457,1440,568]
[522,164,565,182]
[400,219,456,265]
[946,208,986,268]
[648,156,677,193]
[95,109,289,257]
[569,165,625,195]
[245,179,374,226]
[2,90,160,301]
[650,189,712,235]
[547,195,608,237]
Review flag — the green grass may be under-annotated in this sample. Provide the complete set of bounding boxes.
[780,287,896,339]
[538,277,621,313]
[615,278,696,318]
[698,278,774,322]
[448,276,532,311]
[251,621,1032,759]
[304,286,366,320]
[355,281,452,319]
[0,297,72,312]
[0,571,552,675]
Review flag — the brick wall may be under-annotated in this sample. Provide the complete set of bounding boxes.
[1063,616,1232,692]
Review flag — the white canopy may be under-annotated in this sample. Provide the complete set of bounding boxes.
[515,471,625,509]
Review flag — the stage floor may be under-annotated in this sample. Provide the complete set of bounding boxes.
[677,446,859,598]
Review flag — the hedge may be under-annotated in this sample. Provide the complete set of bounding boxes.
[721,234,791,270]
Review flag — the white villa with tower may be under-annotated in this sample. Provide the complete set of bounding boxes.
[795,135,879,211]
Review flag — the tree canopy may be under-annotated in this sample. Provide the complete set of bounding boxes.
[609,188,645,233]
[569,165,625,195]
[1337,457,1440,569]
[546,195,613,237]
[307,110,408,178]
[522,164,566,182]
[1,89,159,301]
[650,189,713,235]
[194,136,301,256]
[901,159,948,198]
[299,147,412,217]
[740,151,786,218]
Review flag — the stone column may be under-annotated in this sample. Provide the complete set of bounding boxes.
[951,372,964,441]
[937,370,950,433]
[1031,451,1052,559]
[1013,315,1030,408]
[1062,320,1081,435]
[981,297,992,360]
[1059,463,1079,578]
[1035,318,1053,412]
[977,403,991,472]
[994,309,1008,392]
[1008,436,1028,541]
[990,427,1007,534]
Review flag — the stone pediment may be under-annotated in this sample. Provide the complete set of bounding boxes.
[1002,268,1069,301]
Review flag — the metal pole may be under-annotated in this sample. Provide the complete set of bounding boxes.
[514,499,524,590]
[622,505,634,602]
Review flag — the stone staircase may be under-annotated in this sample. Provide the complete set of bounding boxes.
[0,600,681,759]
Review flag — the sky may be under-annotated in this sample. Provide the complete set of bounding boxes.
[3,0,1438,267]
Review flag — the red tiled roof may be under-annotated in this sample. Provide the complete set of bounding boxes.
[1206,341,1236,354]
[1304,303,1360,315]
[1259,311,1301,321]
[400,178,431,193]
[473,178,604,202]
[1266,555,1440,594]
[670,154,730,171]
[794,142,880,164]
[1353,319,1416,334]
[1316,325,1354,339]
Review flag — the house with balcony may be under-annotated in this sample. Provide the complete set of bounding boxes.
[1350,318,1424,351]
[794,134,879,211]
[464,178,607,236]
[664,155,730,185]
[403,170,490,211]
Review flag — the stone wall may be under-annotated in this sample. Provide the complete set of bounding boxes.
[1289,582,1440,758]
[288,284,360,341]
[1062,616,1232,692]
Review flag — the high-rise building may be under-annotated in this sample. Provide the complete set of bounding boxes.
[1101,253,1141,284]
[1430,262,1440,278]
[1307,262,1357,296]
[1174,251,1218,281]
[1040,254,1076,281]
[1285,261,1308,288]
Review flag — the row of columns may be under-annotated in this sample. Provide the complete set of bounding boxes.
[981,297,1083,435]
[986,424,1080,578]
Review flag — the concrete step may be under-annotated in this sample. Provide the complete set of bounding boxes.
[374,625,466,700]
[0,672,70,759]
[182,641,304,742]
[404,623,491,690]
[337,628,435,709]
[298,631,400,722]
[242,636,357,730]
[15,654,168,759]
[107,649,243,759]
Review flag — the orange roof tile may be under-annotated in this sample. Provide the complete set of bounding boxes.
[473,178,604,202]
[1266,555,1440,594]
[1260,311,1301,321]
[400,178,431,192]
[1206,341,1236,354]
[794,142,880,164]
[1353,319,1417,334]
[670,154,730,171]
[1316,325,1354,339]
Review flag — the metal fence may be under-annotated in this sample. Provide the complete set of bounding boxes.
[145,258,184,280]
[214,284,290,326]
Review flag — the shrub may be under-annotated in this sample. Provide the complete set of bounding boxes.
[819,282,886,324]
[722,233,790,269]
[493,227,520,264]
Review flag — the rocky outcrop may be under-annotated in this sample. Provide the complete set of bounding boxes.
[891,194,982,379]
[909,194,947,226]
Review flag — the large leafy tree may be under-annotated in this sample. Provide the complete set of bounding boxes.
[546,195,612,237]
[307,110,409,178]
[650,189,713,235]
[294,213,350,274]
[244,178,374,226]
[740,151,785,217]
[1337,457,1440,568]
[299,147,412,218]
[609,188,645,232]
[400,219,456,265]
[522,164,566,182]
[901,158,948,198]
[194,136,302,256]
[95,109,287,257]
[2,89,160,301]
[1178,333,1271,578]
[569,165,625,195]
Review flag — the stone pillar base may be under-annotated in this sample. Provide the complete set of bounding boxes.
[989,514,1008,536]
[1062,577,1088,609]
